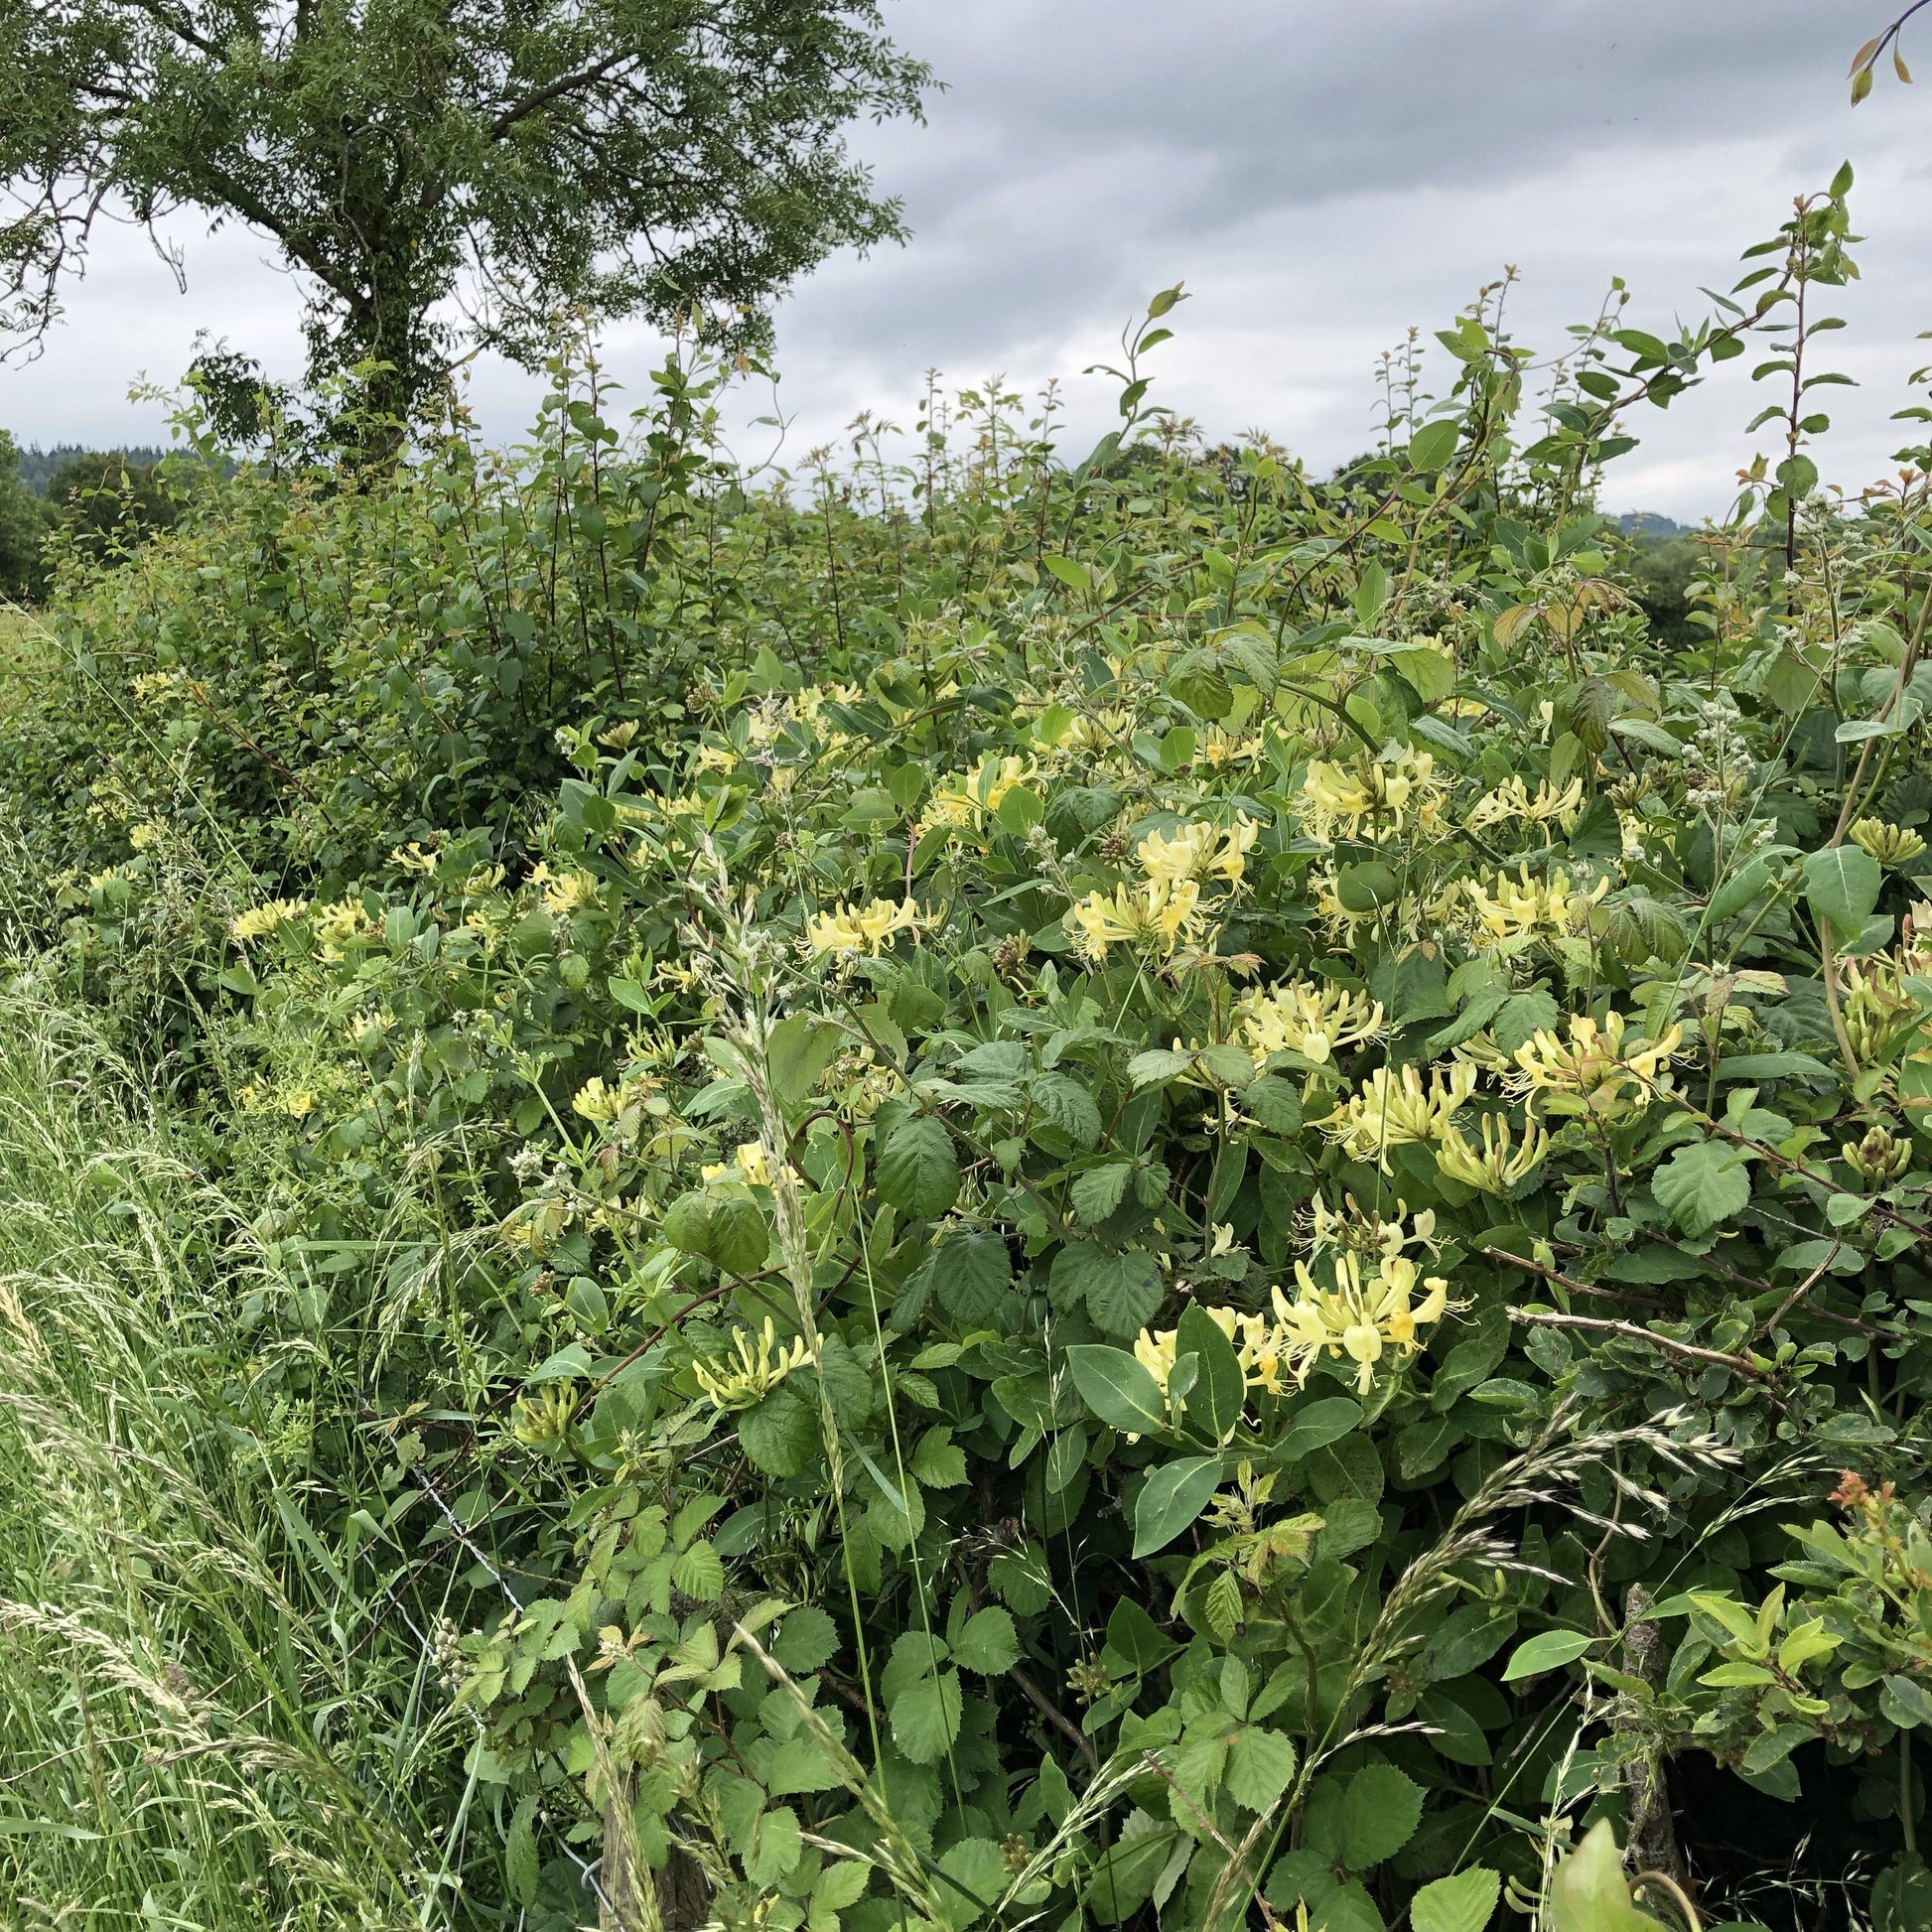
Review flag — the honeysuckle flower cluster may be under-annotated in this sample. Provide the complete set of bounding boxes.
[530,863,599,915]
[1295,746,1449,846]
[1503,1009,1686,1120]
[1235,979,1386,1067]
[1463,774,1585,834]
[1850,818,1929,868]
[691,1319,811,1411]
[1320,1061,1477,1170]
[230,897,307,943]
[701,1141,772,1187]
[804,897,923,959]
[924,754,1038,834]
[1458,865,1608,950]
[1435,1111,1551,1194]
[1067,817,1255,963]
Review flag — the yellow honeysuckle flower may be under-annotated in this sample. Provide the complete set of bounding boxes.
[1296,747,1447,846]
[925,754,1037,834]
[1067,877,1206,962]
[1435,1112,1550,1194]
[1236,979,1386,1066]
[230,897,307,943]
[691,1319,811,1412]
[1320,1061,1476,1170]
[804,897,923,959]
[1504,1009,1684,1119]
[1464,774,1585,833]
[572,1077,626,1126]
[1462,865,1608,948]
[1272,1251,1451,1395]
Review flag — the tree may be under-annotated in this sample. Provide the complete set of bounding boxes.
[0,433,50,602]
[46,451,177,564]
[0,0,929,441]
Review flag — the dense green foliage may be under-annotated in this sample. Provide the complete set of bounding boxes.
[0,0,927,428]
[9,169,1932,1932]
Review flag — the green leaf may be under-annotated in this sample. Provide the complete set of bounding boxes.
[1882,1674,1932,1728]
[1502,1629,1595,1681]
[1804,843,1883,939]
[1066,1343,1169,1436]
[1133,1455,1222,1556]
[1225,1725,1298,1810]
[768,1015,843,1107]
[890,1667,962,1763]
[1071,1162,1133,1223]
[771,1605,840,1672]
[911,1425,968,1488]
[670,1539,723,1600]
[1547,1819,1659,1932]
[877,1114,961,1220]
[935,1838,1008,1927]
[738,1389,821,1477]
[1411,1867,1501,1932]
[1106,1597,1181,1673]
[746,1804,802,1886]
[953,1605,1020,1675]
[1055,1243,1166,1336]
[1032,1072,1102,1148]
[926,1231,1013,1322]
[1175,1303,1245,1443]
[1270,1396,1362,1464]
[1409,419,1461,472]
[1243,1075,1303,1135]
[1652,1138,1752,1236]
[504,1796,540,1907]
[1341,1764,1422,1869]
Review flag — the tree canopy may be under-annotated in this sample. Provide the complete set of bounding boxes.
[0,0,930,428]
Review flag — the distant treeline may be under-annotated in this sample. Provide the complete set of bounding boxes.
[14,444,169,495]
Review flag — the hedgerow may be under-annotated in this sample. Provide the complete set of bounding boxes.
[7,168,1932,1932]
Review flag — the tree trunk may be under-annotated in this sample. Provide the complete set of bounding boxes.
[599,1783,710,1932]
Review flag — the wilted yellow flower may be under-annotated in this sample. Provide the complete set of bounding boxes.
[1296,747,1448,846]
[1464,775,1584,833]
[391,841,439,875]
[128,821,165,852]
[694,743,740,773]
[1308,1193,1437,1264]
[805,897,923,959]
[1850,818,1928,867]
[1462,865,1608,948]
[1236,980,1386,1067]
[1505,1009,1684,1119]
[1320,1061,1476,1170]
[692,1318,811,1411]
[230,897,307,944]
[1435,1112,1550,1194]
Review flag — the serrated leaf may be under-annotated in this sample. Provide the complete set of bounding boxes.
[671,1539,724,1601]
[1652,1138,1752,1236]
[927,1231,1013,1322]
[1341,1764,1422,1868]
[1412,1867,1501,1932]
[771,1605,839,1672]
[1071,1162,1133,1222]
[1032,1072,1102,1148]
[1055,1243,1166,1336]
[911,1425,967,1488]
[953,1605,1020,1674]
[504,1797,540,1907]
[739,1388,821,1477]
[1225,1725,1298,1810]
[877,1115,961,1219]
[890,1666,962,1763]
[746,1805,802,1885]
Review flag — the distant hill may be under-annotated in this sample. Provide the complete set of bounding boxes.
[1617,510,1689,538]
[15,444,170,496]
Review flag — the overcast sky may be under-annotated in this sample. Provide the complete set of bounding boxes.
[6,1,1931,519]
